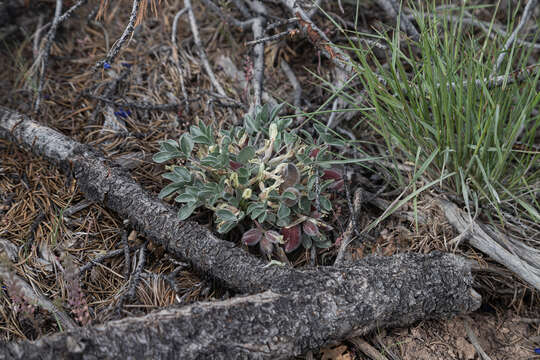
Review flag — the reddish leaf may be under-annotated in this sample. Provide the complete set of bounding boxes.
[265,230,282,244]
[322,169,342,181]
[242,228,263,246]
[282,187,300,207]
[303,220,320,237]
[259,237,274,256]
[282,225,302,253]
[331,179,344,190]
[229,161,243,170]
[309,148,320,159]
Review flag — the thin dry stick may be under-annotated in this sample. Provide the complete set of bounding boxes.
[184,0,227,97]
[78,248,126,275]
[121,226,131,279]
[280,60,302,119]
[231,0,252,18]
[407,10,540,50]
[127,240,148,301]
[200,0,255,29]
[0,259,77,330]
[334,187,364,266]
[280,0,351,72]
[171,8,190,113]
[348,337,389,360]
[32,15,44,60]
[375,0,419,40]
[494,0,538,72]
[245,29,293,46]
[34,0,63,115]
[465,320,493,360]
[95,0,142,70]
[251,17,266,110]
[57,0,89,24]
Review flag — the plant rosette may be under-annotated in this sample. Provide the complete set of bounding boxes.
[153,104,345,257]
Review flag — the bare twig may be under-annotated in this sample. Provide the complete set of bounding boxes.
[232,0,252,18]
[79,248,126,275]
[90,66,132,123]
[374,0,419,40]
[494,0,538,72]
[245,29,294,46]
[251,17,266,110]
[280,60,303,120]
[121,222,131,279]
[201,0,255,29]
[84,94,200,112]
[24,211,46,251]
[95,0,142,70]
[0,255,77,330]
[185,0,227,97]
[334,187,364,266]
[348,337,389,360]
[171,8,190,114]
[406,10,540,50]
[127,240,148,301]
[33,0,63,115]
[32,15,44,60]
[57,0,89,25]
[465,319,493,360]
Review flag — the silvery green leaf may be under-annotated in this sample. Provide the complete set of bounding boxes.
[277,204,290,219]
[153,151,180,163]
[276,217,291,227]
[162,172,181,182]
[158,183,183,199]
[175,193,197,203]
[258,211,268,223]
[299,196,311,213]
[237,146,255,163]
[282,188,298,200]
[217,221,236,234]
[269,103,283,122]
[178,204,197,220]
[320,196,332,212]
[215,209,237,222]
[190,125,204,138]
[161,139,179,152]
[247,202,264,215]
[283,131,296,145]
[179,133,194,156]
[315,239,332,249]
[172,166,191,182]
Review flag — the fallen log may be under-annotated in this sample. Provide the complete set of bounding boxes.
[0,106,289,294]
[0,252,481,359]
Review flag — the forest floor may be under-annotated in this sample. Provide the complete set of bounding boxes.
[0,0,539,359]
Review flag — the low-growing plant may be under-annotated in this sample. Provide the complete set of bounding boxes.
[153,104,345,256]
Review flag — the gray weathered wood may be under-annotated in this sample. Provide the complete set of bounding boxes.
[0,106,289,294]
[0,252,481,360]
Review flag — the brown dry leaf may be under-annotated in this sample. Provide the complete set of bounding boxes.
[321,345,353,360]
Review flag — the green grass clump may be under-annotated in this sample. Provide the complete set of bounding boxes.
[347,3,539,223]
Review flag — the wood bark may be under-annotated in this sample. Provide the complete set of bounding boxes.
[0,107,481,358]
[0,252,481,360]
[0,106,289,294]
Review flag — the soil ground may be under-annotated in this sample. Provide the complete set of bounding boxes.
[0,0,539,358]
